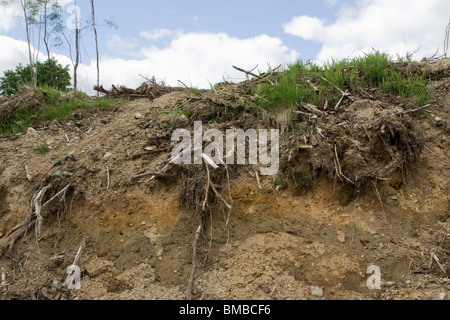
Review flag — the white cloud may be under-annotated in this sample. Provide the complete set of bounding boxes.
[78,32,299,94]
[139,29,184,41]
[0,0,74,34]
[106,34,140,56]
[284,0,450,62]
[0,2,20,33]
[326,0,339,6]
[0,35,30,72]
[0,31,299,96]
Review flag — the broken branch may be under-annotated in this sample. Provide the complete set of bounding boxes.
[395,104,431,115]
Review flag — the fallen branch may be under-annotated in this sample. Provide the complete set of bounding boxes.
[395,104,431,116]
[232,65,279,86]
[254,168,262,190]
[320,76,352,109]
[232,65,263,80]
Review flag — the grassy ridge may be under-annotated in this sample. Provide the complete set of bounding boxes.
[256,52,430,112]
[0,86,118,136]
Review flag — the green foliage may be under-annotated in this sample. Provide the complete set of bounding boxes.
[256,52,430,112]
[0,59,71,97]
[34,145,50,154]
[161,109,191,127]
[0,94,119,136]
[47,171,73,182]
[51,152,73,167]
[269,175,285,187]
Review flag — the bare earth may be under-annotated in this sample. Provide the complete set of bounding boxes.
[0,62,449,301]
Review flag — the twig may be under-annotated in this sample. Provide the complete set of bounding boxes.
[335,90,349,110]
[320,76,352,109]
[177,80,190,89]
[187,225,202,300]
[232,65,263,80]
[433,254,447,274]
[25,165,32,181]
[321,76,345,95]
[307,80,319,92]
[106,166,110,190]
[132,172,171,179]
[254,168,262,190]
[232,65,277,86]
[395,104,431,116]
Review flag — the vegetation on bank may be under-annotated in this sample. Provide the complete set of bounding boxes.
[255,52,430,112]
[0,51,434,137]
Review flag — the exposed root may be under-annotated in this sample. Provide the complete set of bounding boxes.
[0,184,71,257]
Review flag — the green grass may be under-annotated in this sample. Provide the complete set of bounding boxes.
[0,86,119,136]
[256,52,430,112]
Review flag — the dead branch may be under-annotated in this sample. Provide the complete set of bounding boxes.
[302,103,324,115]
[232,65,279,86]
[254,168,262,190]
[320,76,353,109]
[395,104,431,116]
[233,65,263,80]
[132,172,171,179]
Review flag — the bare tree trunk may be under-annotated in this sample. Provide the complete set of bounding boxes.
[43,3,55,87]
[91,0,100,97]
[21,0,36,87]
[74,0,80,92]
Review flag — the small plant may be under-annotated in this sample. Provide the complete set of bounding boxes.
[34,145,50,154]
[162,109,191,127]
[51,153,74,167]
[47,171,73,182]
[189,87,201,96]
[269,175,285,187]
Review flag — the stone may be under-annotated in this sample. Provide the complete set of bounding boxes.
[338,234,346,243]
[27,127,38,136]
[103,152,113,160]
[134,113,143,119]
[311,286,324,297]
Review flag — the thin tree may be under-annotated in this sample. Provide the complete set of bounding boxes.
[91,0,100,97]
[73,0,80,91]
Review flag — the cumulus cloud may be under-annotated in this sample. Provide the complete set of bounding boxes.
[0,35,31,71]
[78,32,299,94]
[0,31,299,95]
[284,0,450,62]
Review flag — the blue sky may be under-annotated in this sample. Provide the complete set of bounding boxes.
[0,0,449,94]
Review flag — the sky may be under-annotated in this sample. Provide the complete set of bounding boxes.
[0,0,449,95]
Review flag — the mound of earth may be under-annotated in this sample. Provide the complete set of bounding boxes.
[0,60,449,301]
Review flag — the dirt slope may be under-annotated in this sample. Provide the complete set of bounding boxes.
[0,64,449,301]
